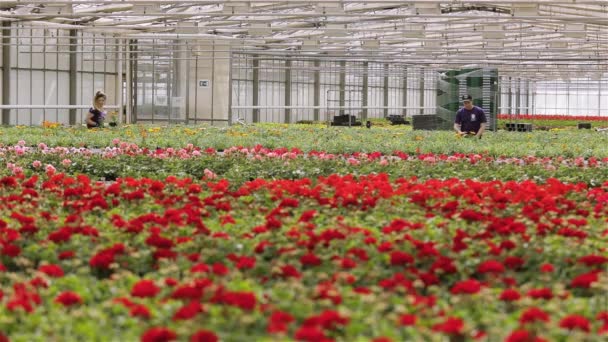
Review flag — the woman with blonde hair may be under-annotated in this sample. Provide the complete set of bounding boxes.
[86,91,107,129]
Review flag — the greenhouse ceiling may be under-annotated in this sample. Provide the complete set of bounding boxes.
[2,1,607,79]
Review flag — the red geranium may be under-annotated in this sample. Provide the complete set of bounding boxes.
[432,317,464,335]
[539,263,554,273]
[190,330,218,342]
[300,253,322,267]
[131,280,160,298]
[389,251,414,266]
[505,329,547,342]
[527,288,553,300]
[519,307,550,324]
[55,291,82,307]
[267,310,295,333]
[141,327,177,342]
[450,279,482,295]
[477,260,505,274]
[499,289,521,302]
[172,301,203,321]
[559,314,591,332]
[39,264,64,278]
[570,271,599,288]
[399,314,417,326]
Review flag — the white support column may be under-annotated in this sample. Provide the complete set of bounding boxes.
[125,40,132,124]
[116,38,123,124]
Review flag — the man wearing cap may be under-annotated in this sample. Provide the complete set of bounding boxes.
[454,95,487,139]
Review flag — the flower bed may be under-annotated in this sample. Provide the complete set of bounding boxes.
[1,143,608,186]
[2,125,608,157]
[0,173,607,341]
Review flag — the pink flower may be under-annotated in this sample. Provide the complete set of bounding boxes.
[32,160,42,168]
[12,167,23,175]
[61,159,72,167]
[192,150,201,157]
[112,138,120,145]
[17,140,26,146]
[45,164,56,175]
[347,158,360,165]
[379,159,389,166]
[204,169,217,180]
[38,143,47,150]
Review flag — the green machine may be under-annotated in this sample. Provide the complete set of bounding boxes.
[413,68,498,131]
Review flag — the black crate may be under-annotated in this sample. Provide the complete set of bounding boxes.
[331,115,361,126]
[578,122,591,129]
[386,115,410,125]
[505,123,533,132]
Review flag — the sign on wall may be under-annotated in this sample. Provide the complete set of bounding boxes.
[198,79,211,88]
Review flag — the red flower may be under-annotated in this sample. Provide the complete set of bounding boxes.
[300,253,322,267]
[212,263,229,276]
[165,278,178,287]
[279,265,301,279]
[519,307,550,324]
[559,314,591,332]
[216,290,257,311]
[399,314,417,326]
[570,271,599,288]
[234,256,256,270]
[0,263,6,272]
[190,330,218,342]
[527,288,553,300]
[129,304,151,319]
[141,327,177,342]
[131,280,160,298]
[173,301,203,321]
[294,326,328,342]
[578,255,608,267]
[499,289,521,302]
[477,260,505,274]
[389,251,414,266]
[505,330,545,342]
[341,257,357,269]
[2,244,21,258]
[539,263,554,273]
[432,317,464,335]
[504,256,525,269]
[450,279,482,295]
[89,251,114,269]
[304,310,349,330]
[58,250,76,260]
[190,263,209,274]
[372,338,392,342]
[55,291,82,307]
[39,264,64,278]
[267,310,295,333]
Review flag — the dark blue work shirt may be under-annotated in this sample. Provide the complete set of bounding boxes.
[455,106,487,133]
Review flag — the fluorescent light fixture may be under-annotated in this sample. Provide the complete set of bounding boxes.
[511,4,538,16]
[362,40,380,49]
[549,41,568,48]
[248,23,271,36]
[415,3,440,15]
[483,25,504,39]
[325,24,347,37]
